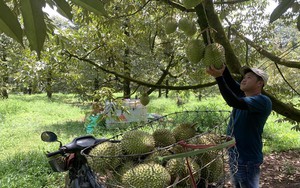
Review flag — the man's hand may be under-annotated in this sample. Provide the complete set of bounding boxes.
[206,65,225,78]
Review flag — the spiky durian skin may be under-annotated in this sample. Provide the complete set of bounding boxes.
[121,130,155,155]
[88,142,122,173]
[189,134,224,183]
[121,163,171,188]
[186,39,205,64]
[153,128,176,147]
[203,43,226,69]
[172,123,197,142]
[165,157,201,186]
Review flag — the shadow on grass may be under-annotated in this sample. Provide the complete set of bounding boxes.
[39,120,88,137]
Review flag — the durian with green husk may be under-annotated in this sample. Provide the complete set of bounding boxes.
[178,18,196,36]
[182,0,203,9]
[112,160,136,184]
[144,148,171,165]
[121,130,155,155]
[88,142,122,173]
[140,92,150,106]
[165,17,178,34]
[197,153,224,183]
[172,123,197,141]
[165,157,201,186]
[186,39,205,64]
[153,128,176,147]
[203,43,225,69]
[184,22,197,36]
[189,133,224,183]
[121,163,171,188]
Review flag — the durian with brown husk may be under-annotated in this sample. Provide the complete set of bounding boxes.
[203,42,226,69]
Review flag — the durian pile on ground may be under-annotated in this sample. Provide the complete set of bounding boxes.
[87,111,234,188]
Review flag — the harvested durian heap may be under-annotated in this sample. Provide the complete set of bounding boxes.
[88,124,226,187]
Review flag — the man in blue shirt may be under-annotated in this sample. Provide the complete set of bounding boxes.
[206,65,272,188]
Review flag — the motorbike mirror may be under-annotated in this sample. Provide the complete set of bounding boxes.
[41,131,58,142]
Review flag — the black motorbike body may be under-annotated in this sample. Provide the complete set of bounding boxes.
[41,131,110,188]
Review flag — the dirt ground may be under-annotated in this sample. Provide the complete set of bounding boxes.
[260,150,300,188]
[224,149,300,188]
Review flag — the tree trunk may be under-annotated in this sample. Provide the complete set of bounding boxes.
[123,20,131,99]
[1,89,8,99]
[123,48,131,99]
[165,80,169,98]
[196,0,300,123]
[46,70,52,99]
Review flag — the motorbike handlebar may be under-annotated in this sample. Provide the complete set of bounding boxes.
[46,149,65,158]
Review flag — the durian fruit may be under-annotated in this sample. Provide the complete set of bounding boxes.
[121,163,171,188]
[190,134,224,183]
[203,43,225,69]
[144,148,171,165]
[197,153,224,183]
[169,144,188,154]
[165,157,200,186]
[178,18,197,36]
[121,130,155,155]
[153,128,176,147]
[165,17,178,34]
[178,18,191,31]
[140,93,150,106]
[172,123,197,141]
[113,160,136,184]
[182,0,203,9]
[186,39,205,64]
[189,133,218,145]
[184,22,197,37]
[88,142,122,173]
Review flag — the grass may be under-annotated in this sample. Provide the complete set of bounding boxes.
[0,93,299,188]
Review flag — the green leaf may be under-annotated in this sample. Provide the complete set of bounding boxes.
[270,0,295,23]
[21,0,47,57]
[53,0,73,20]
[0,0,23,45]
[297,14,300,31]
[70,0,108,17]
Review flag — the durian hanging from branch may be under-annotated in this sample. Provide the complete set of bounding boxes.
[202,28,226,70]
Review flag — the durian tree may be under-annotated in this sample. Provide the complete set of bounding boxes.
[1,0,300,124]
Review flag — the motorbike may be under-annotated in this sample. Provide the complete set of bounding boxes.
[41,131,118,188]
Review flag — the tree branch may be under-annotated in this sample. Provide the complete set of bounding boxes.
[65,51,216,90]
[231,28,300,69]
[263,90,300,122]
[214,0,250,5]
